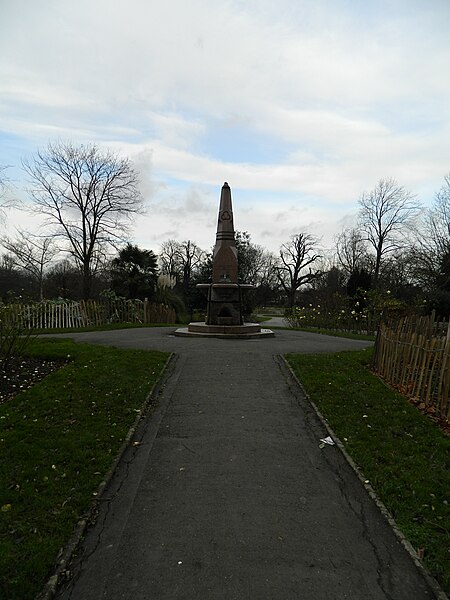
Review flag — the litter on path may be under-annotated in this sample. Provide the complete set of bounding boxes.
[319,436,335,448]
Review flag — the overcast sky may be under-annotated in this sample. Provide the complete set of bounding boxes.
[1,0,449,255]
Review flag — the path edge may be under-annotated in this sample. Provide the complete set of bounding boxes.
[278,354,449,600]
[36,352,177,600]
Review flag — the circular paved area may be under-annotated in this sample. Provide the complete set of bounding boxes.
[51,324,373,356]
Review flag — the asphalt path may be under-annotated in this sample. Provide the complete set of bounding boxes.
[45,324,370,356]
[52,326,440,600]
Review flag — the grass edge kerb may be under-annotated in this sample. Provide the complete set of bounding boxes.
[36,353,176,600]
[279,354,449,600]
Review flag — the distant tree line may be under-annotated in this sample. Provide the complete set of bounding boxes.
[1,140,450,319]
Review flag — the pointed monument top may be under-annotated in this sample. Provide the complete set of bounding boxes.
[213,181,238,283]
[217,182,234,235]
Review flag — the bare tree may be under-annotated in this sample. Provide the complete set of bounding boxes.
[160,239,205,290]
[276,233,322,307]
[1,230,58,300]
[358,178,420,283]
[0,253,15,272]
[235,231,270,284]
[407,172,450,289]
[424,173,450,258]
[0,166,8,200]
[0,165,16,223]
[233,231,280,310]
[159,239,182,279]
[23,142,143,299]
[257,250,278,285]
[335,227,372,276]
[175,240,205,296]
[255,251,280,305]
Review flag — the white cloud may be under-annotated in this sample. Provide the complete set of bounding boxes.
[1,0,449,256]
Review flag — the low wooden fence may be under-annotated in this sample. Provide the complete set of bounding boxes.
[372,313,450,421]
[1,299,176,329]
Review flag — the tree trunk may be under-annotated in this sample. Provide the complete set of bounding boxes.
[287,288,296,308]
[82,264,92,300]
[374,247,382,284]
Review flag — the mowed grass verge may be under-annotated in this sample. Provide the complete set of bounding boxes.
[277,324,376,341]
[287,348,450,594]
[0,338,169,600]
[33,321,176,334]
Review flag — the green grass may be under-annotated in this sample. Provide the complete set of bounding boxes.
[0,338,169,600]
[257,307,285,316]
[287,348,450,593]
[296,326,375,341]
[253,315,273,323]
[33,321,177,334]
[273,324,376,341]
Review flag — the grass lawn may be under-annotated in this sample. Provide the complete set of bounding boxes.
[295,326,375,341]
[287,348,450,594]
[254,315,273,323]
[33,321,176,334]
[277,325,376,341]
[0,337,169,600]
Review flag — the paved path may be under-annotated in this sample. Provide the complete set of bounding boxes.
[54,327,439,599]
[258,315,287,328]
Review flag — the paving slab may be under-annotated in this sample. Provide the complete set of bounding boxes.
[52,327,440,599]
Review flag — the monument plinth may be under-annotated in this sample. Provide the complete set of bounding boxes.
[175,182,274,339]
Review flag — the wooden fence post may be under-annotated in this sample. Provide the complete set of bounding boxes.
[371,314,450,421]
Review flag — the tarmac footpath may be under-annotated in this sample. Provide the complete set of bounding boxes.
[53,328,441,599]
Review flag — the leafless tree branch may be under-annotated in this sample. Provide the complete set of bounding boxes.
[1,230,59,300]
[276,233,322,307]
[358,177,420,282]
[23,141,143,298]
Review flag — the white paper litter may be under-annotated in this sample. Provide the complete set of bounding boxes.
[319,436,335,446]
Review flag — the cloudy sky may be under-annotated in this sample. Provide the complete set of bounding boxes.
[1,0,449,255]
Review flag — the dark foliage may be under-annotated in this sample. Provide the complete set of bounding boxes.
[347,268,372,297]
[346,268,372,312]
[0,266,37,303]
[110,243,158,300]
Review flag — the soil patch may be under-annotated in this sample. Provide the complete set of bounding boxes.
[0,356,66,404]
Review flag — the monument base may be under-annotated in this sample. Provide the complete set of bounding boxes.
[174,322,274,339]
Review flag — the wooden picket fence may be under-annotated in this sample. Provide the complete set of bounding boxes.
[372,313,450,421]
[1,299,176,330]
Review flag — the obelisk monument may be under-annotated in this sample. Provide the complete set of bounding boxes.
[175,182,273,338]
[212,182,238,285]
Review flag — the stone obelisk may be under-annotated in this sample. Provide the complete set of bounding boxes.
[175,182,273,338]
[212,182,238,285]
[205,182,242,326]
